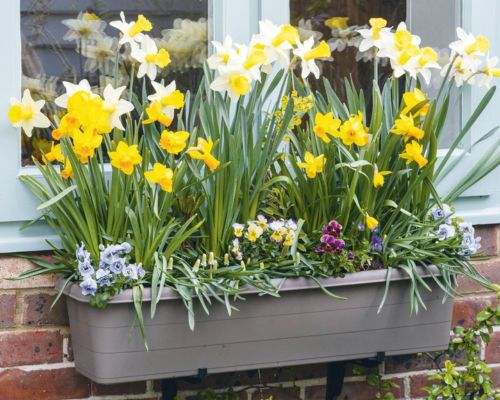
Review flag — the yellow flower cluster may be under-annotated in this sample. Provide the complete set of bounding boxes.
[274,90,314,133]
[313,111,369,146]
[232,216,298,247]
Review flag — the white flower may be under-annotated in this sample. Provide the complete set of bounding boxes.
[298,19,323,42]
[109,12,152,46]
[449,28,490,57]
[147,80,183,119]
[54,79,95,108]
[80,35,117,73]
[207,36,236,71]
[357,18,392,53]
[436,224,456,241]
[251,20,299,67]
[209,65,252,102]
[62,12,106,42]
[22,75,58,99]
[131,35,171,80]
[328,25,361,52]
[293,38,331,79]
[268,219,285,231]
[443,55,481,87]
[479,56,500,87]
[102,85,134,130]
[8,89,51,137]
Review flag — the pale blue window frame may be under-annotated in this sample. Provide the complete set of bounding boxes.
[0,0,498,253]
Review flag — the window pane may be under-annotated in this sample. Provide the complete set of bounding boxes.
[20,0,209,165]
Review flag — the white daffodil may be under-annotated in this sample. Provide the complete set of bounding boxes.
[328,25,361,52]
[110,12,152,46]
[357,18,392,53]
[450,28,490,57]
[147,80,185,119]
[22,75,58,99]
[298,19,323,42]
[230,44,268,81]
[293,38,331,79]
[251,20,299,67]
[414,47,441,84]
[131,35,171,80]
[442,55,481,87]
[80,35,117,73]
[101,85,134,130]
[54,79,96,108]
[209,65,253,102]
[479,56,500,87]
[8,89,51,137]
[62,12,106,42]
[207,36,236,71]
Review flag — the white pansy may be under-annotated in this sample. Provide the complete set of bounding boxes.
[8,89,51,137]
[54,79,95,108]
[102,85,134,130]
[62,12,106,42]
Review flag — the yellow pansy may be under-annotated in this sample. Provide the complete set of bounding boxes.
[373,167,391,188]
[159,130,190,155]
[143,101,173,127]
[325,17,349,30]
[43,143,65,164]
[144,163,174,192]
[187,137,221,171]
[391,114,425,141]
[145,48,171,68]
[72,129,103,164]
[283,232,295,247]
[304,40,331,61]
[313,112,341,143]
[60,158,74,180]
[52,114,80,140]
[402,88,429,116]
[245,223,264,242]
[297,151,325,179]
[109,141,143,175]
[272,24,299,47]
[128,14,152,37]
[400,140,428,168]
[366,215,379,231]
[339,112,369,146]
[369,18,387,40]
[232,223,244,237]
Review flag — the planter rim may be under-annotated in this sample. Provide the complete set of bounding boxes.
[59,265,441,304]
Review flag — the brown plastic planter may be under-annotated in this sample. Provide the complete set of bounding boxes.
[62,267,453,384]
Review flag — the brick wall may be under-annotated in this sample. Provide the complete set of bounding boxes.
[0,225,498,400]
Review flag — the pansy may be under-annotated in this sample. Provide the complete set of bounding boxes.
[232,223,245,237]
[80,277,98,296]
[436,224,456,241]
[371,235,383,251]
[245,223,264,242]
[8,89,51,137]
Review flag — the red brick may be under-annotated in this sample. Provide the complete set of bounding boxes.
[0,255,59,289]
[457,259,500,294]
[0,293,16,328]
[409,373,434,398]
[486,331,500,363]
[22,293,68,326]
[0,330,63,367]
[0,367,90,399]
[91,380,147,396]
[385,353,436,374]
[306,378,404,400]
[452,296,493,328]
[475,224,499,257]
[491,365,500,388]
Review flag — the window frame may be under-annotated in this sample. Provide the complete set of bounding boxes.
[0,0,498,253]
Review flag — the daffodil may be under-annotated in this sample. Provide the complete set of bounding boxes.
[147,81,184,119]
[325,17,349,30]
[232,44,268,81]
[80,36,117,73]
[373,166,391,188]
[339,112,369,146]
[61,11,106,42]
[43,143,64,164]
[131,36,171,80]
[415,47,440,84]
[209,66,252,102]
[402,88,429,116]
[366,215,379,231]
[60,158,74,180]
[246,223,264,242]
[479,56,500,87]
[110,12,152,46]
[109,141,143,175]
[313,112,341,143]
[187,137,220,171]
[297,151,325,179]
[8,89,51,137]
[159,130,190,155]
[450,28,490,57]
[391,114,425,141]
[358,18,390,52]
[52,114,80,140]
[144,163,174,192]
[102,84,134,130]
[251,21,299,66]
[66,91,112,134]
[54,79,95,109]
[143,101,173,127]
[72,129,103,163]
[293,38,331,79]
[207,36,236,71]
[400,140,428,168]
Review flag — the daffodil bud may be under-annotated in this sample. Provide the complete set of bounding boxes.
[193,259,200,272]
[240,261,246,270]
[213,260,218,271]
[208,252,214,265]
[224,253,229,266]
[295,252,301,263]
[168,257,174,270]
[201,253,207,267]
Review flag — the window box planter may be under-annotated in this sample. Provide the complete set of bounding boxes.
[61,266,452,384]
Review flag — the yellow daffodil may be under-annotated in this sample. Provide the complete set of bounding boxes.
[131,36,170,80]
[293,39,331,79]
[43,143,65,164]
[271,24,299,47]
[297,151,325,179]
[52,114,80,140]
[67,90,112,134]
[210,69,252,102]
[160,90,185,109]
[109,141,142,175]
[373,167,391,188]
[369,18,387,40]
[391,114,425,141]
[400,140,428,168]
[8,89,51,137]
[187,137,221,171]
[366,215,379,231]
[465,35,490,55]
[313,112,341,143]
[72,129,103,163]
[60,158,74,180]
[339,112,369,146]
[246,223,264,242]
[144,163,174,192]
[110,12,152,46]
[402,88,429,116]
[159,130,190,155]
[128,14,152,37]
[325,17,349,30]
[143,101,173,127]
